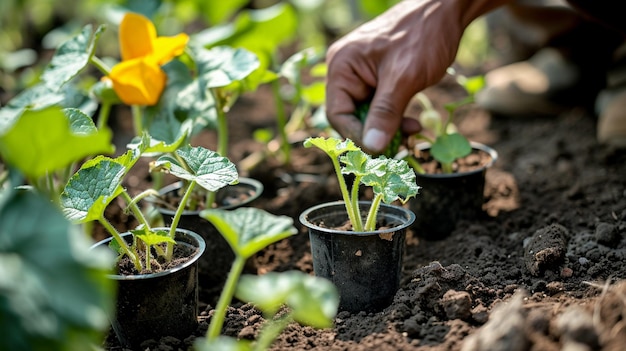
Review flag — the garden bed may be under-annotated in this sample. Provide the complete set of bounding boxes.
[108,81,626,350]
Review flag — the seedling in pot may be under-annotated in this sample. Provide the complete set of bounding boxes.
[194,207,298,343]
[409,71,486,174]
[61,135,239,273]
[303,136,419,232]
[196,271,339,351]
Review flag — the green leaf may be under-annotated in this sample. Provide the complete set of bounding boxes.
[61,145,145,222]
[280,47,324,85]
[236,271,339,329]
[152,145,238,192]
[199,0,248,25]
[194,336,252,351]
[303,136,360,159]
[199,207,297,259]
[63,108,97,135]
[0,189,114,351]
[195,46,260,89]
[361,157,420,204]
[127,120,192,157]
[133,229,176,246]
[41,24,105,89]
[0,106,114,180]
[430,133,472,165]
[340,150,374,177]
[301,80,326,106]
[2,84,65,111]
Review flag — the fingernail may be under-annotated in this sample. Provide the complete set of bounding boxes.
[363,128,386,152]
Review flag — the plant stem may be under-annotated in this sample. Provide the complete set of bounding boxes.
[131,105,143,136]
[206,255,247,340]
[89,56,111,75]
[99,217,142,271]
[271,78,291,165]
[331,157,359,231]
[404,156,425,174]
[165,180,197,260]
[441,162,453,174]
[364,194,383,232]
[121,190,152,230]
[210,88,228,157]
[253,312,293,351]
[349,175,363,231]
[97,102,111,130]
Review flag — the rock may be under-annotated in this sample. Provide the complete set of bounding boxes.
[440,289,472,320]
[594,222,620,247]
[524,224,568,276]
[461,291,529,351]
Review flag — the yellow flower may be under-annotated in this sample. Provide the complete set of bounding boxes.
[107,12,189,106]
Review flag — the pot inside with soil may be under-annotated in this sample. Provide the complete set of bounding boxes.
[300,201,415,312]
[152,177,264,303]
[91,228,205,349]
[408,141,497,240]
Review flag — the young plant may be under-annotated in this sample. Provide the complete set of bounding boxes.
[195,207,298,342]
[61,138,239,273]
[196,271,339,351]
[303,136,419,232]
[410,70,486,174]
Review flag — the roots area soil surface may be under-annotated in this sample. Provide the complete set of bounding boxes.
[108,83,626,351]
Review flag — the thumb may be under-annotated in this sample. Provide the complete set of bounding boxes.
[362,92,410,154]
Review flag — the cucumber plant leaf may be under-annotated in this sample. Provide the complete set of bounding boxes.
[303,136,359,159]
[0,189,114,351]
[430,133,472,165]
[361,157,420,204]
[195,46,260,90]
[0,106,114,180]
[199,207,297,259]
[151,145,239,192]
[236,271,339,329]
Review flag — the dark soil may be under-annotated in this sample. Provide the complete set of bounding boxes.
[104,76,626,350]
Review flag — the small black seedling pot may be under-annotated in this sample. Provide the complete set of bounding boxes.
[155,177,263,303]
[299,201,415,313]
[409,141,497,240]
[91,228,205,349]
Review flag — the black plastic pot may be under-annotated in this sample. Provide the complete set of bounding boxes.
[409,141,497,240]
[299,201,415,313]
[154,177,263,303]
[91,228,205,348]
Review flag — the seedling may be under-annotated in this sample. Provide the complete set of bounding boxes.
[61,137,239,272]
[196,271,339,351]
[410,70,486,174]
[196,207,297,341]
[303,136,419,232]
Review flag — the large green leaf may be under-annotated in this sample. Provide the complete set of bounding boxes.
[0,189,114,351]
[199,207,296,258]
[236,271,338,329]
[152,145,239,192]
[41,24,105,89]
[198,0,248,25]
[61,143,145,222]
[0,106,114,180]
[63,108,98,135]
[195,46,260,89]
[430,133,472,165]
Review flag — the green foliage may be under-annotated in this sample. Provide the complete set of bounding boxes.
[0,188,114,351]
[304,136,419,231]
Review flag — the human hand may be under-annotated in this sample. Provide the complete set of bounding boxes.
[325,0,505,153]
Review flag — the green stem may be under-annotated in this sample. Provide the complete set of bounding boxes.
[349,175,363,231]
[89,56,111,75]
[253,312,293,351]
[131,105,143,137]
[271,78,291,165]
[404,156,425,174]
[207,255,246,340]
[99,217,142,271]
[97,102,111,130]
[165,180,197,260]
[121,190,152,230]
[331,157,359,231]
[210,88,229,157]
[441,162,453,174]
[364,194,383,232]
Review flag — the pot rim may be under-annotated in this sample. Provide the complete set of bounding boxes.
[413,141,498,178]
[299,200,415,236]
[90,227,206,281]
[154,176,264,214]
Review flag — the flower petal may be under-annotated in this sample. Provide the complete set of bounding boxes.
[108,58,165,106]
[119,12,156,61]
[152,34,189,65]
